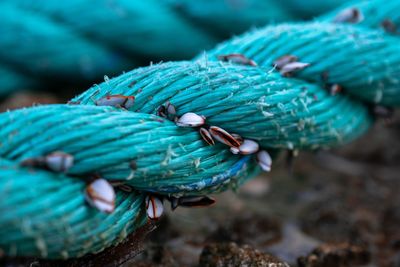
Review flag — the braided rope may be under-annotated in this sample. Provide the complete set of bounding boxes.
[0,0,350,95]
[1,0,399,259]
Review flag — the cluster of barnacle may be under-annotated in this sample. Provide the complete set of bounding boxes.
[18,53,313,220]
[18,43,377,221]
[217,52,310,81]
[15,6,398,227]
[146,8,399,219]
[21,152,117,213]
[147,100,274,219]
[19,90,275,222]
[157,101,272,171]
[272,55,309,77]
[272,54,345,96]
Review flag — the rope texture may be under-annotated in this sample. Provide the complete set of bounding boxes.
[0,0,350,95]
[1,0,400,259]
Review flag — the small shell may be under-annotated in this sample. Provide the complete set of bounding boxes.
[157,105,167,118]
[199,128,215,145]
[169,196,215,210]
[45,151,74,172]
[330,84,343,96]
[381,19,397,33]
[231,133,244,145]
[146,196,164,220]
[95,95,135,109]
[280,62,310,77]
[333,8,363,23]
[109,180,133,192]
[165,102,176,117]
[176,112,205,127]
[257,150,272,172]
[157,101,177,120]
[237,139,259,155]
[85,178,116,213]
[209,126,241,147]
[273,55,298,70]
[230,147,240,154]
[218,54,257,66]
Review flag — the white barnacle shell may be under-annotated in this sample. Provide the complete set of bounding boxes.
[280,62,310,76]
[175,112,205,127]
[199,127,215,146]
[45,151,74,172]
[209,126,241,147]
[166,101,176,116]
[158,101,177,120]
[231,133,244,145]
[237,139,259,155]
[95,95,135,109]
[146,196,164,220]
[123,97,135,109]
[85,178,116,213]
[257,150,272,172]
[230,147,240,154]
[333,8,364,23]
[273,55,298,70]
[218,54,257,66]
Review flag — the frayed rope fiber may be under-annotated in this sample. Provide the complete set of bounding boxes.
[1,0,400,259]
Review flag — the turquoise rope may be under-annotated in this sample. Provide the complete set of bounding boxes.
[0,0,399,259]
[0,159,146,259]
[207,25,400,106]
[0,0,349,95]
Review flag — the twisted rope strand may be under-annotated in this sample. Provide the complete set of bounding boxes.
[207,22,400,106]
[0,159,146,258]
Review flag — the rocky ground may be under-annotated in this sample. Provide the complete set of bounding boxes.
[1,91,399,267]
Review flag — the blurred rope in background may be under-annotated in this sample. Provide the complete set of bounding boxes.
[0,0,351,96]
[1,0,400,261]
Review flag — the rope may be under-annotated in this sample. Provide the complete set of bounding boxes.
[0,0,349,96]
[1,0,399,259]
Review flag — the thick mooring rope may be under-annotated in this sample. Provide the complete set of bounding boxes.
[0,0,350,95]
[1,0,400,260]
